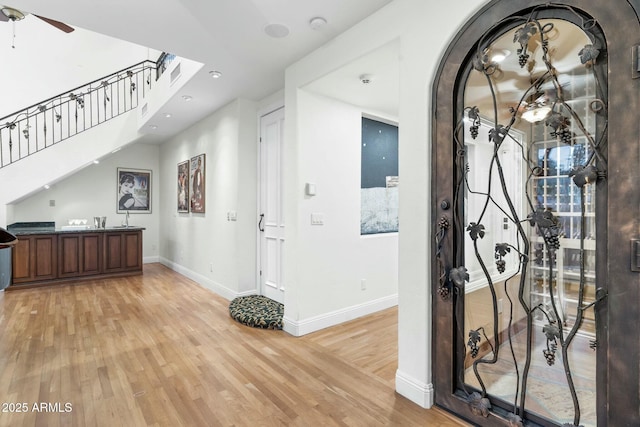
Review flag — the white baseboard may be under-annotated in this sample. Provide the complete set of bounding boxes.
[143,256,160,264]
[395,369,434,409]
[156,260,397,339]
[158,257,257,301]
[283,294,398,336]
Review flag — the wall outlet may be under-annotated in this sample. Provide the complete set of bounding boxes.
[361,279,367,290]
[210,263,214,272]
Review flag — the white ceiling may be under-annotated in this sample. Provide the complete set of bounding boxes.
[303,39,400,118]
[3,0,394,142]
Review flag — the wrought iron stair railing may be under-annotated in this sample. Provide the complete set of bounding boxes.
[0,60,157,169]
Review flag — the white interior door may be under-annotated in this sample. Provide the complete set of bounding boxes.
[259,107,285,304]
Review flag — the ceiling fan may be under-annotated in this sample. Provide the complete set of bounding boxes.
[0,5,74,33]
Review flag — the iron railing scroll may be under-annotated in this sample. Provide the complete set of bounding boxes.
[0,60,156,170]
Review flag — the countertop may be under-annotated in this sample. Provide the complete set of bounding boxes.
[7,222,145,236]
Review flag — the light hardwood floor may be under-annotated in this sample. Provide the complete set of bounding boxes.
[0,263,468,427]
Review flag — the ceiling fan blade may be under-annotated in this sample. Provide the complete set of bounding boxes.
[35,14,74,33]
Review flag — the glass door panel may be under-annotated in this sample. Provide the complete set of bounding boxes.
[460,16,603,426]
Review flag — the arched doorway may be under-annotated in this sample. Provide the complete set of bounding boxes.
[431,1,640,425]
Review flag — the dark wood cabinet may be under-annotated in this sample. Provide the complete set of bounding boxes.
[10,229,143,288]
[58,233,102,278]
[12,235,58,284]
[103,231,142,273]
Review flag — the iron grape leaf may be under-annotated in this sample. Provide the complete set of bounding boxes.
[578,44,599,64]
[513,22,537,49]
[569,165,598,187]
[528,208,557,228]
[543,323,560,341]
[545,112,570,131]
[495,243,511,258]
[449,266,469,287]
[469,391,491,417]
[506,413,524,427]
[467,222,485,241]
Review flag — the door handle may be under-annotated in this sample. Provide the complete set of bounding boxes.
[258,213,265,232]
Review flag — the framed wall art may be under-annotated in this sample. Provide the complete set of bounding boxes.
[117,168,152,213]
[177,160,190,212]
[190,154,206,213]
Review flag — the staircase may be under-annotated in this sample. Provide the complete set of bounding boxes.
[0,60,164,227]
[0,52,203,227]
[0,60,157,170]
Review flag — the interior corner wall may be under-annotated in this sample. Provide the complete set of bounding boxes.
[283,0,490,409]
[290,89,399,329]
[158,98,257,300]
[9,143,161,261]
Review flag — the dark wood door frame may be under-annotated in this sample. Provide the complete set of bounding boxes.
[431,1,640,425]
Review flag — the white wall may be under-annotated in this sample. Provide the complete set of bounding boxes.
[9,142,161,261]
[158,98,258,300]
[283,0,490,409]
[284,89,398,334]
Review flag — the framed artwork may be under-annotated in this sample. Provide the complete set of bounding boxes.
[190,153,206,213]
[177,160,190,212]
[117,168,152,213]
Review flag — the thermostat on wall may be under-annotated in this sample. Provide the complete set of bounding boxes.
[305,183,316,196]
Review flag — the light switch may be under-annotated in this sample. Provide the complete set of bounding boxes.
[311,213,324,225]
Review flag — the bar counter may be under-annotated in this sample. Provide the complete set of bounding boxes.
[7,222,144,289]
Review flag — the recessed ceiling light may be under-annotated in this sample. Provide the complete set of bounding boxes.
[112,147,121,154]
[93,160,100,164]
[43,184,50,190]
[209,70,222,79]
[182,95,193,102]
[164,113,172,118]
[309,17,327,30]
[264,23,290,38]
[149,125,158,130]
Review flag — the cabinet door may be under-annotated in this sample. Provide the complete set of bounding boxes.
[122,232,142,271]
[81,234,102,275]
[104,233,124,273]
[59,233,102,278]
[32,236,57,281]
[59,234,81,278]
[12,235,57,283]
[12,238,32,282]
[103,231,142,273]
